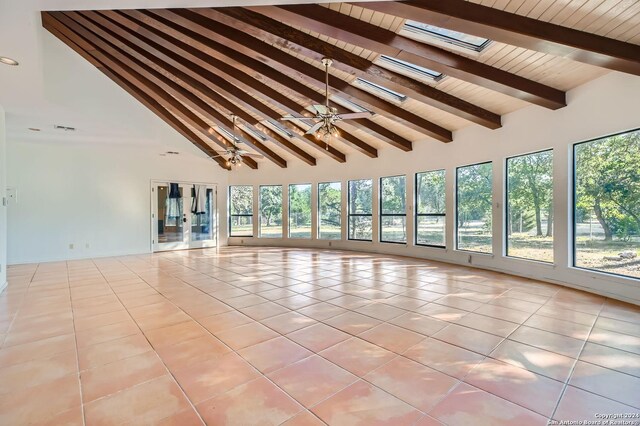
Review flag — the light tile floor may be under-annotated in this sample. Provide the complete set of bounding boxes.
[1,246,639,425]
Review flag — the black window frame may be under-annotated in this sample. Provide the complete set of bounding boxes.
[318,181,343,241]
[347,179,373,242]
[379,175,408,244]
[228,185,254,238]
[505,149,554,264]
[572,128,640,281]
[455,161,494,254]
[415,169,446,249]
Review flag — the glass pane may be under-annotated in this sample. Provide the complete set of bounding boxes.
[380,175,406,215]
[319,182,342,240]
[158,185,183,243]
[381,216,407,243]
[417,216,446,246]
[259,185,283,238]
[230,186,253,215]
[348,179,373,214]
[506,151,554,263]
[575,130,640,279]
[289,184,312,239]
[405,21,489,49]
[417,170,446,214]
[230,216,253,237]
[457,163,493,253]
[191,188,213,241]
[349,216,373,241]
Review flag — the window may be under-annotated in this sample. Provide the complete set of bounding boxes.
[259,185,283,238]
[378,55,443,81]
[289,184,312,239]
[355,78,407,102]
[456,162,493,253]
[574,129,640,279]
[318,182,342,240]
[229,185,253,237]
[416,170,446,247]
[380,175,407,243]
[403,21,490,52]
[348,179,373,241]
[506,150,554,263]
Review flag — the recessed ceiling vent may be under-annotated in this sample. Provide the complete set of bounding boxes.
[54,125,76,131]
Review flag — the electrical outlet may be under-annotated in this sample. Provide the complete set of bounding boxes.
[69,243,74,249]
[241,239,244,244]
[328,241,332,247]
[467,254,472,264]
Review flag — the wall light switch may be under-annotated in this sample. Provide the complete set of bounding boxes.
[6,187,17,204]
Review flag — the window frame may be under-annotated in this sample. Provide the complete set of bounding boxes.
[288,183,312,240]
[258,184,283,239]
[572,128,640,281]
[228,185,254,238]
[379,175,408,244]
[505,149,554,264]
[347,179,374,242]
[415,170,446,249]
[317,181,343,241]
[455,161,493,254]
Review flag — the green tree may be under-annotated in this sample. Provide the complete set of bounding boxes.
[260,186,282,227]
[319,182,341,228]
[576,132,640,241]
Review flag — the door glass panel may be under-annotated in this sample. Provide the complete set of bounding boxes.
[158,185,183,243]
[191,188,214,241]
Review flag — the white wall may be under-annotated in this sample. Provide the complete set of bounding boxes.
[228,72,640,305]
[7,141,228,264]
[0,105,7,292]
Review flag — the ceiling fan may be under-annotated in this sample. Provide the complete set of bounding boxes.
[280,58,374,148]
[211,115,264,167]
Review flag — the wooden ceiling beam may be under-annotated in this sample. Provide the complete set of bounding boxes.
[208,7,501,129]
[42,12,257,169]
[127,9,410,151]
[356,0,640,76]
[250,5,566,109]
[104,10,346,163]
[80,11,317,167]
[42,17,230,170]
[153,9,452,142]
[54,11,284,168]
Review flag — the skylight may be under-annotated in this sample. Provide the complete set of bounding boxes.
[242,125,267,141]
[378,55,443,81]
[217,127,238,142]
[355,78,407,102]
[331,96,370,113]
[403,21,490,52]
[266,119,293,137]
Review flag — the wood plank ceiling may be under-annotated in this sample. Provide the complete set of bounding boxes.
[41,0,640,169]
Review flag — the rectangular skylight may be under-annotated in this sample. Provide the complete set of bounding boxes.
[378,55,443,81]
[332,96,370,113]
[266,119,293,137]
[404,21,490,52]
[242,125,267,141]
[355,78,407,102]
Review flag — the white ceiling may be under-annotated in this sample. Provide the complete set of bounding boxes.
[0,0,357,154]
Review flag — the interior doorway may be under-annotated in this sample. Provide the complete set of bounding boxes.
[151,181,217,252]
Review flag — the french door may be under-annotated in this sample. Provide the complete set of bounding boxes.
[152,182,217,251]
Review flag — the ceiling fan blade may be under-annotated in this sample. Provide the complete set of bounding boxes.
[306,121,325,135]
[312,104,329,115]
[242,152,265,159]
[337,111,374,120]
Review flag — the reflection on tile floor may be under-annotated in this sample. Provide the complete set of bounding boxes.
[1,246,639,425]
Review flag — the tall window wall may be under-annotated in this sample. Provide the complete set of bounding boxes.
[456,162,493,253]
[574,129,640,279]
[259,185,283,238]
[506,150,554,263]
[348,179,373,241]
[289,184,312,239]
[228,185,253,237]
[416,170,446,247]
[380,175,407,243]
[318,182,342,240]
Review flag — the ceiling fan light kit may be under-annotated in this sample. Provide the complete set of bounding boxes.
[281,57,373,150]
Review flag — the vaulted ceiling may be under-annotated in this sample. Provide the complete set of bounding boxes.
[41,0,640,170]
